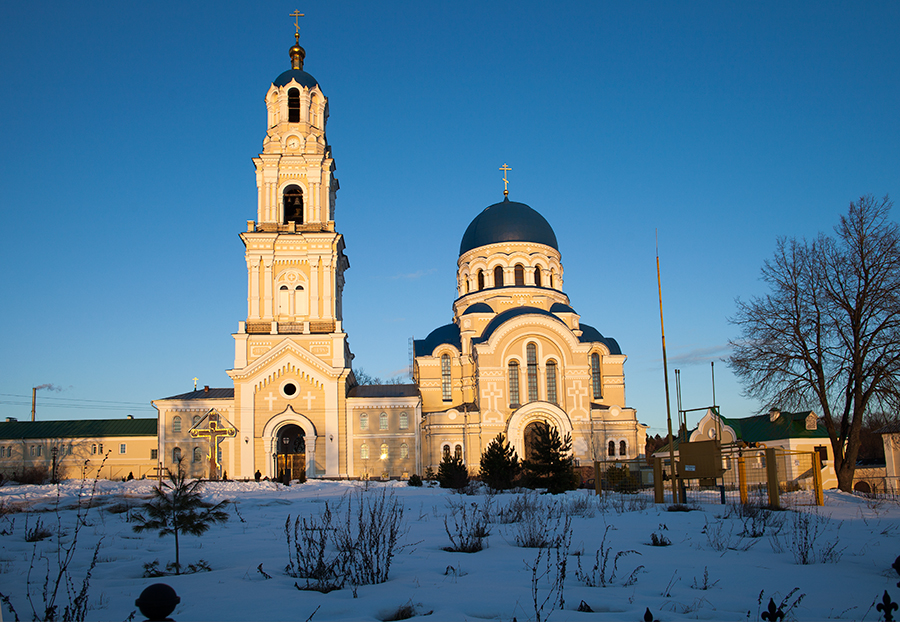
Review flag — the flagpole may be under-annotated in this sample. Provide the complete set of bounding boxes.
[656,231,679,504]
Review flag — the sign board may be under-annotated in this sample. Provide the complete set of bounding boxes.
[676,440,724,479]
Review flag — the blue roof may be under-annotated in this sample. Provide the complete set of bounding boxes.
[273,69,319,89]
[579,323,622,354]
[550,303,575,313]
[459,198,558,256]
[462,302,494,315]
[413,323,461,357]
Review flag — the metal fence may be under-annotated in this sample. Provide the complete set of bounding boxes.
[587,445,824,508]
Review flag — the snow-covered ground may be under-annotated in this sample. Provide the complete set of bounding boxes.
[0,478,897,621]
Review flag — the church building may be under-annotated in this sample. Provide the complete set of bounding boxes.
[150,32,647,481]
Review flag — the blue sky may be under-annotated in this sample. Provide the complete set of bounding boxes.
[1,2,898,437]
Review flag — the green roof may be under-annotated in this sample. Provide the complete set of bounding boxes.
[719,411,828,443]
[0,418,157,440]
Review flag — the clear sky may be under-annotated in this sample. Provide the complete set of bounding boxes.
[1,2,898,437]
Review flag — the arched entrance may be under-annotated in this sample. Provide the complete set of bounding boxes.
[275,424,306,482]
[523,421,545,462]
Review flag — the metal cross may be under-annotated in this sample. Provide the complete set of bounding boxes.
[290,10,304,37]
[190,418,236,480]
[499,163,512,196]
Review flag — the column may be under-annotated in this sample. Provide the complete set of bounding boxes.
[249,257,260,319]
[309,258,320,319]
[263,258,273,318]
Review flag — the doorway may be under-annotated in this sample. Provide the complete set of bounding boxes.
[275,424,306,482]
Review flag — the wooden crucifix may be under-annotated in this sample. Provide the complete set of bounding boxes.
[189,413,236,480]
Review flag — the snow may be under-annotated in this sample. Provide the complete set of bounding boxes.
[0,478,897,621]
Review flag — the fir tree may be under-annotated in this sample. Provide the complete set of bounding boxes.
[437,454,469,489]
[522,421,579,494]
[132,462,229,574]
[479,433,521,490]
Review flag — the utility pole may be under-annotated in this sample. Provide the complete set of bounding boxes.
[31,387,36,422]
[656,233,679,503]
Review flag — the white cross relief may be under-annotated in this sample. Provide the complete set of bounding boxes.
[303,391,316,411]
[567,381,589,417]
[482,382,504,413]
[264,392,278,411]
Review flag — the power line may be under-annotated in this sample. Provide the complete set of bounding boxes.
[0,393,152,407]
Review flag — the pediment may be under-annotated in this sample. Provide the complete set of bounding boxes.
[231,339,334,385]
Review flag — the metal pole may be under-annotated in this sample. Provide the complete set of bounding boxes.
[31,387,36,422]
[656,234,679,504]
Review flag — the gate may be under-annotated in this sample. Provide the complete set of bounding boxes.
[276,453,306,483]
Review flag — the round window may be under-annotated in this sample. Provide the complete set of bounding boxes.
[282,382,297,398]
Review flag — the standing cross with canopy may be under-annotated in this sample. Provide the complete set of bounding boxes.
[189,410,237,480]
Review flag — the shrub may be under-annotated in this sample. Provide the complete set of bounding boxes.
[16,466,50,486]
[521,421,578,494]
[407,474,423,487]
[479,433,521,490]
[333,489,406,586]
[438,455,469,490]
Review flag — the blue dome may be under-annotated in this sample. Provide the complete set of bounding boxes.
[459,197,558,256]
[273,69,319,89]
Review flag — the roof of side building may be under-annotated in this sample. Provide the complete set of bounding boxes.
[0,418,158,440]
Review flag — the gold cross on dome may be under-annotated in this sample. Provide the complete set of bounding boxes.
[499,163,512,196]
[290,10,305,37]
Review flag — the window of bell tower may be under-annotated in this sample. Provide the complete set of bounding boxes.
[283,185,303,224]
[288,88,301,123]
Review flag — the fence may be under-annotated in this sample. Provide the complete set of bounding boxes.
[646,445,824,508]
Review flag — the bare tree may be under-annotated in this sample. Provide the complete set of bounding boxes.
[729,195,900,491]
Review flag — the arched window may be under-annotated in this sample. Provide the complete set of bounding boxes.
[360,443,369,460]
[515,264,525,286]
[283,185,303,224]
[608,440,615,457]
[193,447,202,463]
[508,360,520,406]
[173,447,182,463]
[442,444,451,460]
[400,443,409,459]
[477,270,484,291]
[534,267,542,287]
[494,266,504,287]
[172,416,182,434]
[441,354,452,401]
[526,343,538,402]
[591,353,602,399]
[379,412,388,430]
[399,412,409,430]
[619,440,627,457]
[192,415,201,426]
[288,87,301,122]
[380,443,389,459]
[546,360,558,404]
[454,444,463,461]
[359,413,368,431]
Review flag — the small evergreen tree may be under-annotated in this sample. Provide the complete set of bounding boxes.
[132,463,229,574]
[437,455,469,489]
[522,421,579,494]
[479,433,521,490]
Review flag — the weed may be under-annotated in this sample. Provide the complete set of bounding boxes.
[649,524,672,546]
[513,503,566,548]
[754,587,805,621]
[24,517,52,542]
[690,566,719,590]
[783,510,845,565]
[381,600,431,621]
[443,497,491,552]
[575,525,643,587]
[667,503,699,512]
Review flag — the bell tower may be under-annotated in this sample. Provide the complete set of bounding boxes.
[228,25,352,479]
